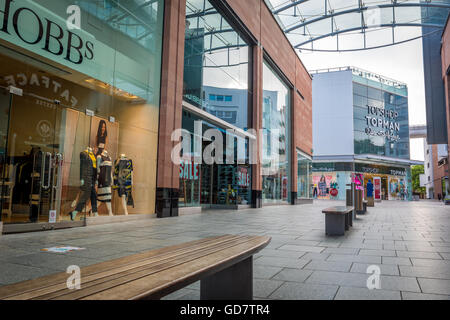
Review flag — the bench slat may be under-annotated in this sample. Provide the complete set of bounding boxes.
[25,236,254,300]
[322,206,354,214]
[0,235,237,299]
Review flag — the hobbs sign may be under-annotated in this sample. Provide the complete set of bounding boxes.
[364,105,401,142]
[0,0,94,65]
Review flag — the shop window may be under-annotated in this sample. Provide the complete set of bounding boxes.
[179,111,252,208]
[262,62,290,204]
[297,151,312,199]
[183,0,250,130]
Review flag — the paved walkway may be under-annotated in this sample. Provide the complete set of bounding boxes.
[0,200,449,300]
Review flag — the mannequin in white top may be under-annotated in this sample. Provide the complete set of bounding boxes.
[97,150,113,216]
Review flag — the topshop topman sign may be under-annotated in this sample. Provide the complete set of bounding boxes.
[0,0,94,65]
[364,105,401,142]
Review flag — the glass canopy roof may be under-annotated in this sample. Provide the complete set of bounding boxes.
[77,0,161,52]
[265,0,450,51]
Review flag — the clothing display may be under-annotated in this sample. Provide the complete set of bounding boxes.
[366,181,374,198]
[29,150,43,223]
[113,157,133,197]
[97,151,112,203]
[318,180,327,196]
[75,149,98,213]
[97,134,106,154]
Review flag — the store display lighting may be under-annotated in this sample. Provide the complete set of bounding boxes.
[85,78,142,101]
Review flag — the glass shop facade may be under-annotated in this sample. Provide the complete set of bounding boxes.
[0,0,164,229]
[180,0,293,209]
[312,69,413,201]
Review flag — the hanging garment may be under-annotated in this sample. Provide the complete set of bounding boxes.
[113,158,133,197]
[97,152,112,203]
[75,150,98,213]
[29,151,43,223]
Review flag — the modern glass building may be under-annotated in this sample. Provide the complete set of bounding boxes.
[312,67,421,201]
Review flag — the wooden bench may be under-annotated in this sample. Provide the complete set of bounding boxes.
[322,206,354,236]
[0,235,270,300]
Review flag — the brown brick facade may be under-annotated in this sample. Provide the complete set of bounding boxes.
[442,18,450,166]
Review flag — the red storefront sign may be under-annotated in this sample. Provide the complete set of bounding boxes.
[238,167,250,187]
[179,160,199,180]
[330,188,339,197]
[374,177,381,200]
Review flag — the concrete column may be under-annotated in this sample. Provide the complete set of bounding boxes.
[251,44,263,208]
[156,0,186,218]
[0,221,3,237]
[291,89,298,204]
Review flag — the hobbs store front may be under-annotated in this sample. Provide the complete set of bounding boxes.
[0,0,163,233]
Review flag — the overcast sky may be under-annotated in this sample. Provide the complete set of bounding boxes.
[297,34,427,161]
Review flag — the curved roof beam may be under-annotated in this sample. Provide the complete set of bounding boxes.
[284,2,450,34]
[296,29,443,52]
[272,0,310,15]
[294,23,444,48]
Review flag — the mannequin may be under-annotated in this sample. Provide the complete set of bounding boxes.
[97,150,113,216]
[113,154,133,216]
[69,147,98,220]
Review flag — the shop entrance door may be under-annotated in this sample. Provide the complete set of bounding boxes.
[0,87,12,222]
[1,87,91,226]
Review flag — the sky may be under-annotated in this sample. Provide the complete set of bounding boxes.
[297,33,427,161]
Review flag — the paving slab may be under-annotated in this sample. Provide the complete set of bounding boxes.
[254,256,310,269]
[418,278,450,295]
[269,282,339,300]
[350,263,400,276]
[303,260,353,272]
[254,279,285,298]
[335,287,401,300]
[272,268,313,283]
[382,257,412,266]
[254,265,284,279]
[401,292,450,300]
[327,253,381,264]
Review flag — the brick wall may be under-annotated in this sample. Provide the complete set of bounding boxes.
[441,18,450,166]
